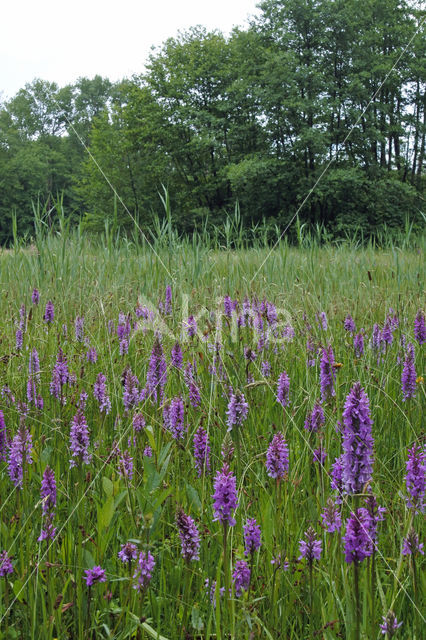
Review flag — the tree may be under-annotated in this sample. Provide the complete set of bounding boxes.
[0,77,116,241]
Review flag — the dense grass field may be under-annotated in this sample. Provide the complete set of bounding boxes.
[0,228,424,639]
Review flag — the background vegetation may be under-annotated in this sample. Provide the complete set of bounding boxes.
[0,0,425,244]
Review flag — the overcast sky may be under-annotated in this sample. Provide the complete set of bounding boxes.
[1,0,261,100]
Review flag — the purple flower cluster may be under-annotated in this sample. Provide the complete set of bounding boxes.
[8,428,33,488]
[94,373,111,414]
[276,372,290,407]
[133,551,155,592]
[118,450,133,480]
[266,432,289,479]
[27,349,42,408]
[0,411,7,462]
[270,553,289,571]
[40,465,56,514]
[232,559,250,596]
[321,498,342,533]
[212,464,238,527]
[353,332,364,356]
[381,319,394,346]
[135,305,152,321]
[371,323,382,352]
[19,303,26,330]
[69,410,92,467]
[145,338,167,403]
[298,527,322,566]
[243,518,261,556]
[171,342,183,369]
[44,300,55,324]
[244,346,256,362]
[117,314,131,355]
[38,466,57,541]
[184,363,201,407]
[320,345,336,402]
[79,390,88,410]
[49,348,70,404]
[402,529,424,556]
[317,311,328,330]
[189,380,202,408]
[1,386,15,407]
[313,447,327,465]
[330,454,344,502]
[163,396,185,440]
[176,509,201,562]
[185,315,197,338]
[118,542,138,564]
[226,390,249,431]
[84,565,106,587]
[304,402,325,433]
[15,329,23,351]
[364,493,386,550]
[404,443,425,513]
[261,360,271,377]
[205,578,226,606]
[31,288,40,305]
[224,296,238,317]
[159,285,172,315]
[341,383,374,495]
[414,310,425,345]
[133,413,146,432]
[193,426,211,476]
[401,343,416,400]
[0,551,13,577]
[74,316,84,342]
[344,315,356,333]
[342,508,373,564]
[86,347,98,363]
[123,369,140,411]
[380,611,402,637]
[266,301,278,325]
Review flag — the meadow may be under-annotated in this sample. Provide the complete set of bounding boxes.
[0,223,424,639]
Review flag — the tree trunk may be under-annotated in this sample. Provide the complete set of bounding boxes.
[417,98,425,182]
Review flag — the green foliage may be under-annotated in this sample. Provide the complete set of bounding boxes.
[0,76,115,242]
[0,0,424,242]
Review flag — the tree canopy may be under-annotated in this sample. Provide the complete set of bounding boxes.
[0,0,424,243]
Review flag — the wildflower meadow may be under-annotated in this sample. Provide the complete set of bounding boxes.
[0,227,424,639]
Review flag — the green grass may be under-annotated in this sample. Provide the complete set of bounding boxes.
[0,226,424,639]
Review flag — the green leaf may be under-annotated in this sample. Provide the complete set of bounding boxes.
[185,483,202,513]
[191,605,204,631]
[40,446,52,465]
[145,425,157,453]
[97,496,115,531]
[140,621,170,640]
[158,442,172,469]
[152,486,174,511]
[12,579,25,603]
[102,476,113,498]
[83,549,95,568]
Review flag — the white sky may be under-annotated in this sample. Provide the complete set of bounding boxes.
[1,0,261,100]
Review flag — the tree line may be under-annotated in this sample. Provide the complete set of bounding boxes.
[0,0,424,244]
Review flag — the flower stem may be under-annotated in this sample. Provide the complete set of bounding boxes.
[309,562,314,639]
[370,550,376,640]
[180,565,193,639]
[354,560,360,640]
[222,522,234,635]
[412,554,420,639]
